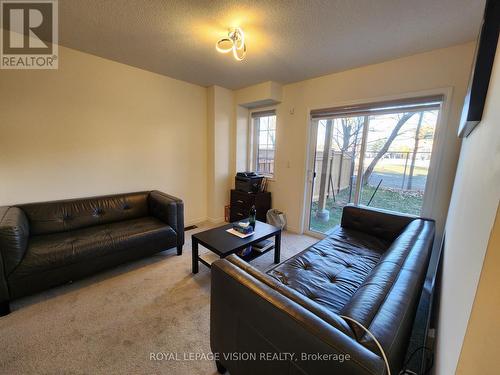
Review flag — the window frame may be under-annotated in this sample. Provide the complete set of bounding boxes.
[249,108,277,178]
[314,99,442,210]
[303,88,453,237]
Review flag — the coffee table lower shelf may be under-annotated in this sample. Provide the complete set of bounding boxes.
[191,221,282,274]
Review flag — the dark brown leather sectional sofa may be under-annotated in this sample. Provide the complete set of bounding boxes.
[0,191,184,315]
[211,205,434,375]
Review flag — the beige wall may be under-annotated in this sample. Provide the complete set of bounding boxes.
[235,105,249,173]
[207,86,234,222]
[456,204,500,375]
[435,40,500,375]
[0,34,496,375]
[0,45,207,225]
[0,43,476,234]
[235,81,282,109]
[234,43,475,234]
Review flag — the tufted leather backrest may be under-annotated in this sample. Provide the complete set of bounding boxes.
[341,205,417,242]
[19,192,150,235]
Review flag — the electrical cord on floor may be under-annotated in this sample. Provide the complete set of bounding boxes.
[398,346,434,375]
[340,315,435,375]
[340,315,391,375]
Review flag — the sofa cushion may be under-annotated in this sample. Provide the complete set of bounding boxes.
[9,216,176,279]
[267,226,391,314]
[19,192,150,235]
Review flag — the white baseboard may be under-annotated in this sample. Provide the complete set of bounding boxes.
[185,217,208,227]
[285,225,301,234]
[207,216,225,224]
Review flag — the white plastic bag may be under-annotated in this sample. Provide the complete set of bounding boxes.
[266,209,287,230]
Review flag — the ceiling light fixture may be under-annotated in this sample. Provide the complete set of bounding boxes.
[216,27,246,61]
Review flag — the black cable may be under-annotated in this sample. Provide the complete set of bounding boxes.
[398,346,433,375]
[422,351,434,375]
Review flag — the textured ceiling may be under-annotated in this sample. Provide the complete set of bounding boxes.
[59,0,485,89]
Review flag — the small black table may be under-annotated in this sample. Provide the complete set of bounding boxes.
[192,221,281,273]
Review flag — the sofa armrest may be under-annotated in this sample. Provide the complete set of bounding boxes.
[341,204,419,242]
[0,206,30,302]
[148,191,184,246]
[211,258,386,375]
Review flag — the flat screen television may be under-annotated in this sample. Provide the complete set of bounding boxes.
[458,0,499,138]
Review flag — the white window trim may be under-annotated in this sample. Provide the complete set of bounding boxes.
[248,107,277,179]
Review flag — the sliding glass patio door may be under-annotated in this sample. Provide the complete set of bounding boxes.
[308,117,364,233]
[307,96,442,234]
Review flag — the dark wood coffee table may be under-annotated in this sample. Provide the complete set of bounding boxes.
[191,220,281,273]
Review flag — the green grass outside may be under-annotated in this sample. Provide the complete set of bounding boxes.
[309,185,423,233]
[374,164,428,176]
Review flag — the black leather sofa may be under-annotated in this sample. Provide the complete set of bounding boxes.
[0,190,184,315]
[210,205,434,375]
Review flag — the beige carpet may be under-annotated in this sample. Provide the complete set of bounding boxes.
[0,223,317,375]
